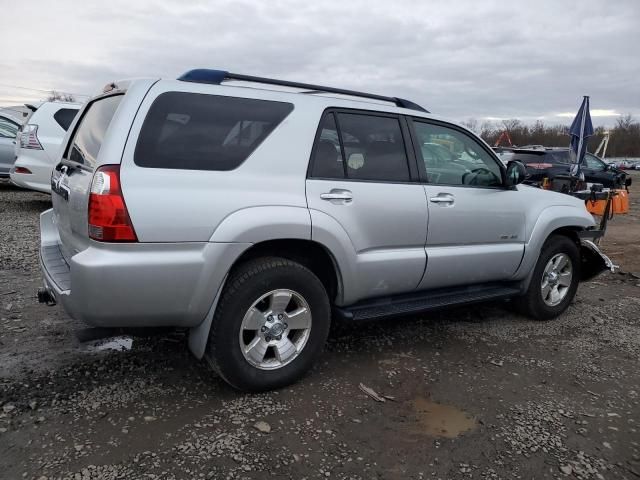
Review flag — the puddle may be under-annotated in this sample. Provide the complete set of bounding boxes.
[412,397,477,438]
[84,336,133,352]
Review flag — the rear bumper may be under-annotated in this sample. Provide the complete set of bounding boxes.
[39,209,250,328]
[10,153,53,193]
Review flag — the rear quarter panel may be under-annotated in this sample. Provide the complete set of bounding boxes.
[119,81,323,243]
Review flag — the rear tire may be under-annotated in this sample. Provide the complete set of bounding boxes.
[513,235,580,320]
[205,257,331,392]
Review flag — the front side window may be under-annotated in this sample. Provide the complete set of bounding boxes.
[584,154,606,171]
[413,121,502,187]
[135,92,293,171]
[68,95,123,168]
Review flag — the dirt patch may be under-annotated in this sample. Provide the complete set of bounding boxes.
[412,397,476,438]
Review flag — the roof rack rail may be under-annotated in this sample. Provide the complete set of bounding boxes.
[177,69,429,113]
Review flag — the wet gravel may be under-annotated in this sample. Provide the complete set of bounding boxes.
[1,176,640,479]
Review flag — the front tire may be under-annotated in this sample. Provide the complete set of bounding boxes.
[514,235,580,320]
[205,257,331,392]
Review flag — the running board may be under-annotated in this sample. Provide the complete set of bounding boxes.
[334,283,521,321]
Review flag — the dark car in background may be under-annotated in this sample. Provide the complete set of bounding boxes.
[495,147,630,189]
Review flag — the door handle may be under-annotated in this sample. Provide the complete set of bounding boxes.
[429,194,454,205]
[320,190,353,202]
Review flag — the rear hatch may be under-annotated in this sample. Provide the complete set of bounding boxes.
[51,81,155,255]
[51,94,125,261]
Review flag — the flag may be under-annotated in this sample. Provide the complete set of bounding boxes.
[569,96,594,178]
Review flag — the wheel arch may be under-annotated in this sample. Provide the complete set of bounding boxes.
[188,238,342,359]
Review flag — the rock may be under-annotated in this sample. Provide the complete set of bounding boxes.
[143,416,157,422]
[603,441,612,449]
[2,404,15,414]
[253,421,271,433]
[490,359,504,367]
[559,465,572,475]
[29,401,37,410]
[75,445,84,452]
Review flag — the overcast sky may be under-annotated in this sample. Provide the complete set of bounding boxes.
[1,0,638,126]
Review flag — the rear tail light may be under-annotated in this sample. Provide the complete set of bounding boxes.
[19,124,43,150]
[13,167,32,174]
[88,165,137,242]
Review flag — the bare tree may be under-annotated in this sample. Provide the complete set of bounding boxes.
[615,113,634,131]
[461,118,478,133]
[47,90,76,102]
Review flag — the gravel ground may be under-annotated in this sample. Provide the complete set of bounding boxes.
[1,174,639,480]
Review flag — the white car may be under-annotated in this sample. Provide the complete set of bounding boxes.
[11,101,81,193]
[0,114,21,178]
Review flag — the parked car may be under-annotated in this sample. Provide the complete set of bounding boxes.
[11,101,80,193]
[497,147,630,189]
[39,70,613,391]
[0,114,21,178]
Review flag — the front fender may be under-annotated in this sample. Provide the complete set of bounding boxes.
[514,205,595,280]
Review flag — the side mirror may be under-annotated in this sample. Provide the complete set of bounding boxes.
[505,160,527,187]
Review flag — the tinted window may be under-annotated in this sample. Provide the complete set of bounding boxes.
[311,113,345,178]
[335,113,409,182]
[513,151,570,165]
[0,117,19,138]
[68,95,123,168]
[135,92,293,171]
[53,108,78,131]
[413,122,502,187]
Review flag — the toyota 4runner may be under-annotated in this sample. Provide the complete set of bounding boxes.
[39,69,614,391]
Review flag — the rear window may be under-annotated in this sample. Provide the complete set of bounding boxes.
[53,108,78,131]
[134,92,293,171]
[513,151,570,165]
[67,95,123,168]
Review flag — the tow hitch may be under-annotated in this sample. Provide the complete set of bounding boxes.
[37,287,56,306]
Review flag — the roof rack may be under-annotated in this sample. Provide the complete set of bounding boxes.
[177,69,428,113]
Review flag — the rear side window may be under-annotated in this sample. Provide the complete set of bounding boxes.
[68,95,123,168]
[134,92,294,171]
[53,108,78,131]
[309,111,410,182]
[310,113,345,178]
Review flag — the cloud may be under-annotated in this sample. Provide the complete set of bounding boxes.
[556,109,621,118]
[0,0,638,126]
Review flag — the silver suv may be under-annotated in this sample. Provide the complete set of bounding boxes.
[39,69,613,391]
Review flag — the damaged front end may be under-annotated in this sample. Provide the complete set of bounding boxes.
[579,238,617,281]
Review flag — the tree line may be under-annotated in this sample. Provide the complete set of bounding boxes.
[461,114,640,158]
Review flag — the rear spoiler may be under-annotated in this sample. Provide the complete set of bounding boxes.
[25,103,39,112]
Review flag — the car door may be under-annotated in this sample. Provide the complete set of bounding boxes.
[408,119,526,290]
[306,110,428,304]
[582,153,613,187]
